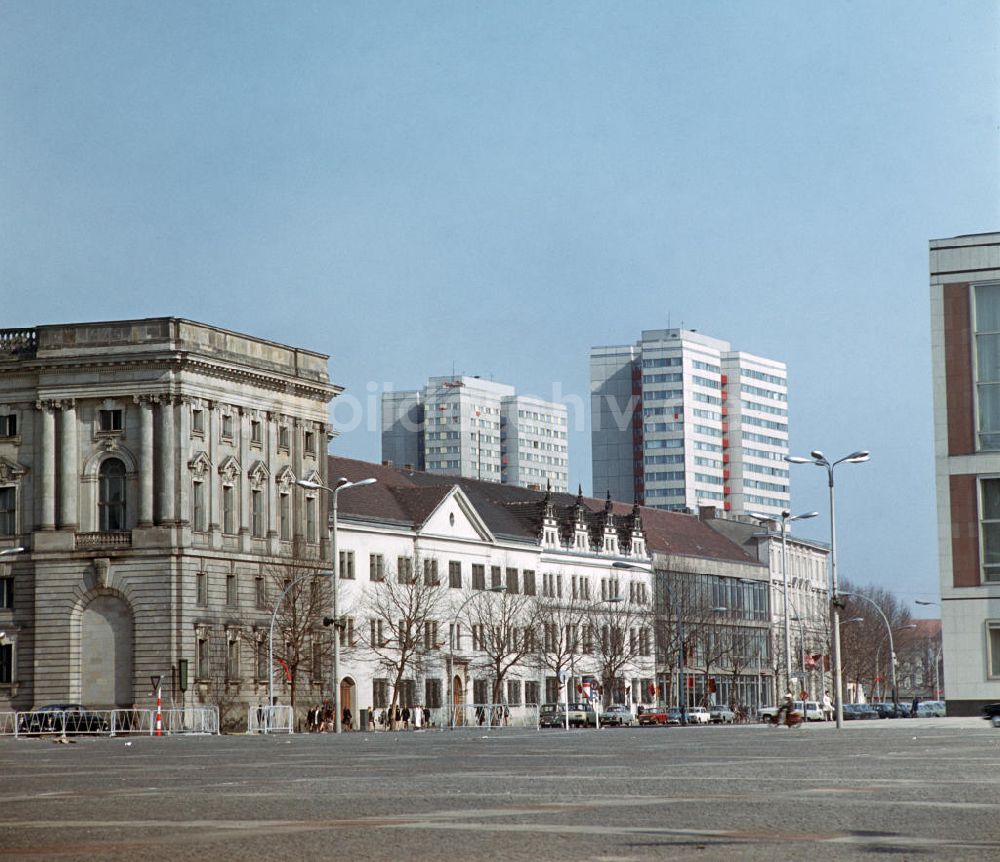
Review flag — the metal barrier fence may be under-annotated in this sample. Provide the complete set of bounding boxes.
[247,704,294,734]
[2,707,219,737]
[448,703,539,730]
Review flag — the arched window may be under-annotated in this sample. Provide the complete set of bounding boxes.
[98,459,126,531]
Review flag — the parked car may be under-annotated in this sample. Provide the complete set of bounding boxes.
[18,704,110,735]
[914,700,946,718]
[983,702,1000,727]
[601,705,634,727]
[709,705,736,724]
[685,706,710,725]
[795,700,824,721]
[538,704,565,728]
[842,703,879,720]
[873,701,910,719]
[638,707,682,726]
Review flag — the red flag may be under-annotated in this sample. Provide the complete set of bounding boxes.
[276,657,291,682]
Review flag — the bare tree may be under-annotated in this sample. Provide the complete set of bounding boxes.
[587,594,653,705]
[532,593,589,703]
[253,555,332,710]
[839,579,913,702]
[465,588,539,706]
[360,554,448,724]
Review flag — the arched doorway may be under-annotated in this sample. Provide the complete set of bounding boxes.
[453,675,464,726]
[81,595,134,707]
[339,678,356,729]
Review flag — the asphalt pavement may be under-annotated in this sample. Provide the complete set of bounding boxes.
[2,717,999,861]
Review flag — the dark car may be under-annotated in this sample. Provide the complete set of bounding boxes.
[873,702,910,719]
[983,703,1000,726]
[842,703,878,720]
[18,704,110,735]
[538,704,565,728]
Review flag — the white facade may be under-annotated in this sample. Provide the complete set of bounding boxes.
[591,329,789,517]
[331,481,655,725]
[381,376,569,491]
[930,232,1000,713]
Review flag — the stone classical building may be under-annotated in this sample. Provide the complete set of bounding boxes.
[0,319,338,715]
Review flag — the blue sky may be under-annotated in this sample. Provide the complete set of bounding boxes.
[2,1,998,610]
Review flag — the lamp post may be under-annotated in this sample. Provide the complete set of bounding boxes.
[841,592,911,710]
[915,601,942,698]
[268,570,334,714]
[0,547,24,557]
[298,476,376,733]
[785,449,869,729]
[448,585,505,729]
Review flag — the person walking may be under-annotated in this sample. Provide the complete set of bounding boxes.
[822,690,834,722]
[402,706,411,730]
[342,706,352,731]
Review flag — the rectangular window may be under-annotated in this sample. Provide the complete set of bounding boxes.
[0,576,12,609]
[370,618,386,647]
[424,621,439,650]
[505,567,519,594]
[250,419,262,445]
[306,497,317,544]
[222,485,236,535]
[226,637,240,680]
[983,478,1000,582]
[491,566,502,590]
[196,572,207,607]
[221,414,234,440]
[278,425,290,451]
[545,676,560,704]
[192,408,205,435]
[98,409,122,432]
[472,564,486,591]
[0,643,11,684]
[525,680,540,706]
[370,553,385,582]
[473,678,488,705]
[0,487,15,536]
[197,633,210,679]
[304,430,316,455]
[975,283,1000,449]
[990,622,1000,678]
[192,481,206,532]
[226,573,237,607]
[423,558,439,586]
[0,414,17,437]
[339,617,355,648]
[523,570,536,596]
[448,560,462,589]
[339,551,355,580]
[397,556,413,584]
[279,493,291,540]
[507,679,522,706]
[398,679,416,709]
[255,576,266,610]
[251,489,264,538]
[425,678,443,709]
[373,678,389,709]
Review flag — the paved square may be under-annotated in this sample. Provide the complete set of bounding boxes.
[2,718,999,860]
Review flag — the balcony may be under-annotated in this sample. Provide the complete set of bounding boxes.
[76,532,132,550]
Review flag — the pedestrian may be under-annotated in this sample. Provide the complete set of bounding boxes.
[343,706,352,730]
[413,705,422,730]
[368,709,376,732]
[822,690,834,722]
[423,706,431,727]
[402,706,411,730]
[911,696,921,717]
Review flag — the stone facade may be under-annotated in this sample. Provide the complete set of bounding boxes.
[0,318,338,715]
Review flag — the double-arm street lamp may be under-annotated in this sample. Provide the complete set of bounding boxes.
[785,449,869,729]
[298,476,376,733]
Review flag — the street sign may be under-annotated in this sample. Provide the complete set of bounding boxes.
[150,675,162,691]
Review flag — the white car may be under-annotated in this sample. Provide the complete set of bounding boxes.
[685,706,710,725]
[795,700,824,721]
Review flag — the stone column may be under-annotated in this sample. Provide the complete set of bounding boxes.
[138,397,154,526]
[157,396,176,524]
[58,400,78,530]
[37,401,56,530]
[178,398,191,526]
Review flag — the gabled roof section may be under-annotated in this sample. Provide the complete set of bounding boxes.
[416,485,496,543]
[329,455,758,564]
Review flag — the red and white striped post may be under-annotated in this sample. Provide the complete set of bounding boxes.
[155,684,163,737]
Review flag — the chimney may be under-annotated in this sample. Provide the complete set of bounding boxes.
[699,505,718,521]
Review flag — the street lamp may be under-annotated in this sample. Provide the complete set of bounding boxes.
[914,601,942,698]
[785,449,869,729]
[298,476,376,733]
[841,592,911,710]
[449,584,505,729]
[0,547,25,557]
[268,570,333,716]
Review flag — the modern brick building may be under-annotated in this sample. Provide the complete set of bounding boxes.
[930,232,1000,714]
